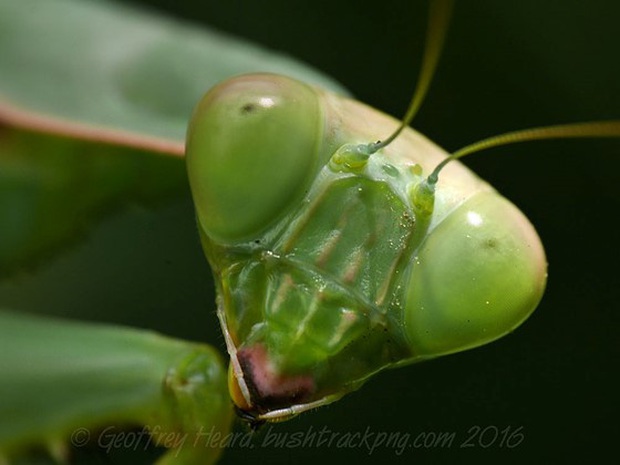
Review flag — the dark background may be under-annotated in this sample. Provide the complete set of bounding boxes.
[2,1,618,463]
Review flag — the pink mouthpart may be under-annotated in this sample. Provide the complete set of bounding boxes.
[237,344,315,407]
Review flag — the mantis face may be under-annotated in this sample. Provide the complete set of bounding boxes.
[186,73,546,422]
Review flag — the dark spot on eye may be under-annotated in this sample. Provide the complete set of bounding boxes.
[240,103,256,114]
[254,239,261,244]
[483,238,499,249]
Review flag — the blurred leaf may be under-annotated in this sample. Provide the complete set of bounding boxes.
[0,129,186,274]
[0,0,347,150]
[0,309,233,464]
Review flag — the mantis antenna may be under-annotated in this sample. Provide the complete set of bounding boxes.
[332,0,453,165]
[369,0,454,152]
[363,0,620,210]
[426,121,620,184]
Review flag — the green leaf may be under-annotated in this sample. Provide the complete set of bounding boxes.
[0,0,347,150]
[0,129,186,274]
[0,309,233,464]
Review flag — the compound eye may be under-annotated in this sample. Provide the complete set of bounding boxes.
[186,74,323,243]
[404,191,547,356]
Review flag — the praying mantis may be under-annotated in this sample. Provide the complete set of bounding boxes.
[0,0,618,464]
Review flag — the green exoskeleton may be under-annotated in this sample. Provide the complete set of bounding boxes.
[186,74,548,424]
[186,0,619,424]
